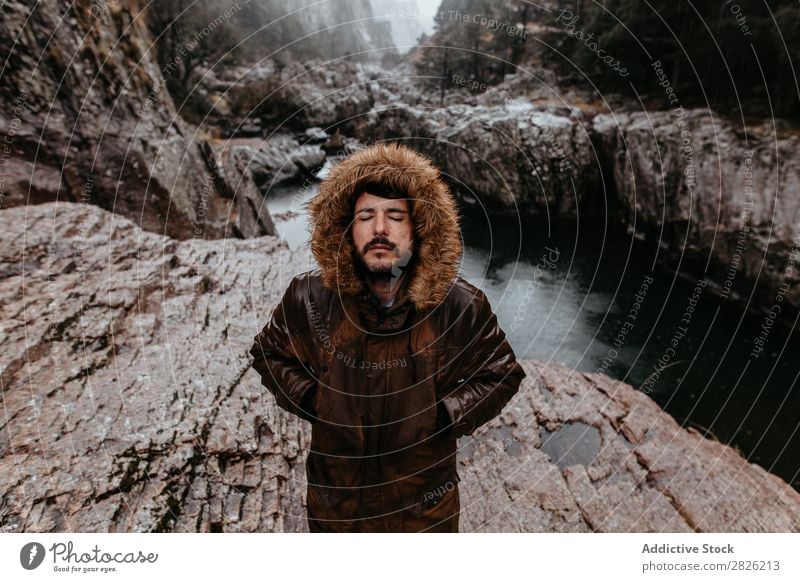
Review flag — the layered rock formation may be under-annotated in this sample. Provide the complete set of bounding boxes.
[2,201,797,532]
[4,0,795,331]
[201,59,385,135]
[0,0,274,239]
[357,99,601,215]
[593,111,800,327]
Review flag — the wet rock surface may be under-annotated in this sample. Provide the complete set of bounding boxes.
[0,0,277,240]
[218,135,326,191]
[205,60,383,135]
[2,201,797,532]
[593,111,800,328]
[357,100,600,214]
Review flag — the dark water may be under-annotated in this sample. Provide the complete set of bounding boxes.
[267,176,800,491]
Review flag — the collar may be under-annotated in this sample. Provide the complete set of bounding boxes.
[356,274,415,333]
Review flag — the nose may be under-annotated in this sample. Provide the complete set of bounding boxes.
[373,211,389,235]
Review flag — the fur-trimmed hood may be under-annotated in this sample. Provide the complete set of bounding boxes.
[307,143,463,311]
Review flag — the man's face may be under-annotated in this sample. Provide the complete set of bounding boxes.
[351,191,414,277]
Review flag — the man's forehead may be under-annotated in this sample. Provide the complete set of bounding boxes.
[354,191,410,212]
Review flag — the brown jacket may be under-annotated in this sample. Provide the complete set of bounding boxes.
[250,143,526,532]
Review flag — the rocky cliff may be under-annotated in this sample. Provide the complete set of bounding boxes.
[356,99,601,215]
[2,201,797,532]
[355,89,799,330]
[0,0,274,239]
[594,111,800,327]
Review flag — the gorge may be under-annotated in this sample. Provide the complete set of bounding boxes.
[1,0,798,531]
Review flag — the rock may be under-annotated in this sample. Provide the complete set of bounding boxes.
[201,61,601,216]
[486,364,800,532]
[0,0,275,240]
[359,100,601,214]
[1,201,797,532]
[211,136,325,193]
[0,201,294,532]
[593,110,800,329]
[218,59,379,133]
[322,129,348,155]
[304,127,329,143]
[355,83,800,328]
[237,123,263,138]
[198,141,276,239]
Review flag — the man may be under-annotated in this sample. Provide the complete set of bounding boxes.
[250,142,526,532]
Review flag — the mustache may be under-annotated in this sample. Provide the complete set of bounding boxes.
[363,237,396,253]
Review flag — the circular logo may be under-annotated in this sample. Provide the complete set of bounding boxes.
[20,542,45,570]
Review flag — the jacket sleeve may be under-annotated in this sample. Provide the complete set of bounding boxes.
[249,277,318,424]
[439,289,526,439]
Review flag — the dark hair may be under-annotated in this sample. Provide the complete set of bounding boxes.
[350,181,413,215]
[355,181,407,200]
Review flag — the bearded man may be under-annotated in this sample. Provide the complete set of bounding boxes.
[250,143,526,532]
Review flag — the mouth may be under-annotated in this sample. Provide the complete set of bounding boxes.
[369,244,393,252]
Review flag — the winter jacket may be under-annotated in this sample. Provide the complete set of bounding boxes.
[250,143,526,532]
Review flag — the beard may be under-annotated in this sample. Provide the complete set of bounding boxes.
[353,245,414,285]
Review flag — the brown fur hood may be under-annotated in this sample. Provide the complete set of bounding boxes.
[307,143,463,311]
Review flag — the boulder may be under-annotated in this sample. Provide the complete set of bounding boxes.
[359,100,601,214]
